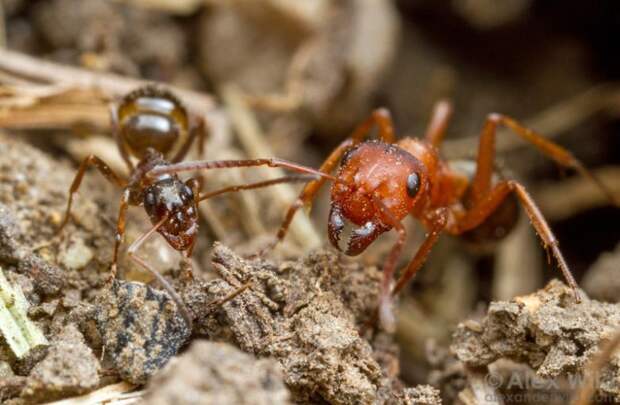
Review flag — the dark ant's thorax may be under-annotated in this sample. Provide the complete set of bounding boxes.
[126,148,170,205]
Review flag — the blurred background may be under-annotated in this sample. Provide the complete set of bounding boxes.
[1,0,619,393]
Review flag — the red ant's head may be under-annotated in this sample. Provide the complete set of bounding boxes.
[143,176,198,251]
[328,141,428,255]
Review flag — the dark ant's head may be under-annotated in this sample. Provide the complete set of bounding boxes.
[328,141,428,256]
[117,86,189,160]
[143,176,198,251]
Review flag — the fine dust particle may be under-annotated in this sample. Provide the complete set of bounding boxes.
[59,238,94,270]
[402,385,443,405]
[143,340,291,405]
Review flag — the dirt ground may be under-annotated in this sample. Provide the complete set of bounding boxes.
[0,1,619,404]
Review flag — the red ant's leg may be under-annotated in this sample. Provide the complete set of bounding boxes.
[268,108,397,249]
[452,180,580,301]
[424,100,453,147]
[391,208,448,298]
[126,215,193,329]
[172,115,208,163]
[58,155,127,233]
[110,189,130,281]
[469,113,618,206]
[109,104,134,172]
[368,195,407,332]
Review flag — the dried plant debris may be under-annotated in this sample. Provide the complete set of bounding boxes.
[582,243,620,303]
[451,280,620,400]
[0,267,48,360]
[142,340,291,405]
[183,243,404,404]
[96,280,191,385]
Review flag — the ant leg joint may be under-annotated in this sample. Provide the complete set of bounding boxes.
[374,108,391,118]
[487,112,502,122]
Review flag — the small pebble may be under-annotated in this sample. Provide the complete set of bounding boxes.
[96,280,190,384]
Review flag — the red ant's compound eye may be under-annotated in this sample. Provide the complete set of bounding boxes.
[406,172,421,198]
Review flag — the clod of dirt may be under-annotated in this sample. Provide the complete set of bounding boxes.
[96,280,191,384]
[0,132,114,298]
[0,203,64,296]
[19,323,100,403]
[582,243,620,303]
[142,340,291,405]
[0,359,27,403]
[402,385,442,405]
[451,280,620,399]
[183,243,400,404]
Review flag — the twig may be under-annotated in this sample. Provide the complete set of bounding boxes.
[0,1,6,49]
[0,267,48,359]
[571,329,620,405]
[464,366,505,405]
[220,83,321,249]
[0,49,216,117]
[533,166,620,221]
[114,0,205,15]
[494,217,542,300]
[442,83,620,159]
[45,382,140,405]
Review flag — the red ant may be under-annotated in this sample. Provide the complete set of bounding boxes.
[149,101,618,330]
[58,85,334,328]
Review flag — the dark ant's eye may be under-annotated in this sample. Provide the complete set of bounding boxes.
[406,172,421,198]
[145,191,156,207]
[181,184,194,201]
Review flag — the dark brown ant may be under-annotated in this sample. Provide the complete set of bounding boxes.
[58,85,334,328]
[151,101,619,330]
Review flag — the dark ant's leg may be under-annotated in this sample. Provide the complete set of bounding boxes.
[110,189,130,281]
[198,175,318,202]
[181,250,195,281]
[452,180,580,301]
[469,113,619,206]
[58,155,126,233]
[172,116,208,163]
[126,215,193,329]
[424,100,453,147]
[147,158,338,182]
[109,104,134,173]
